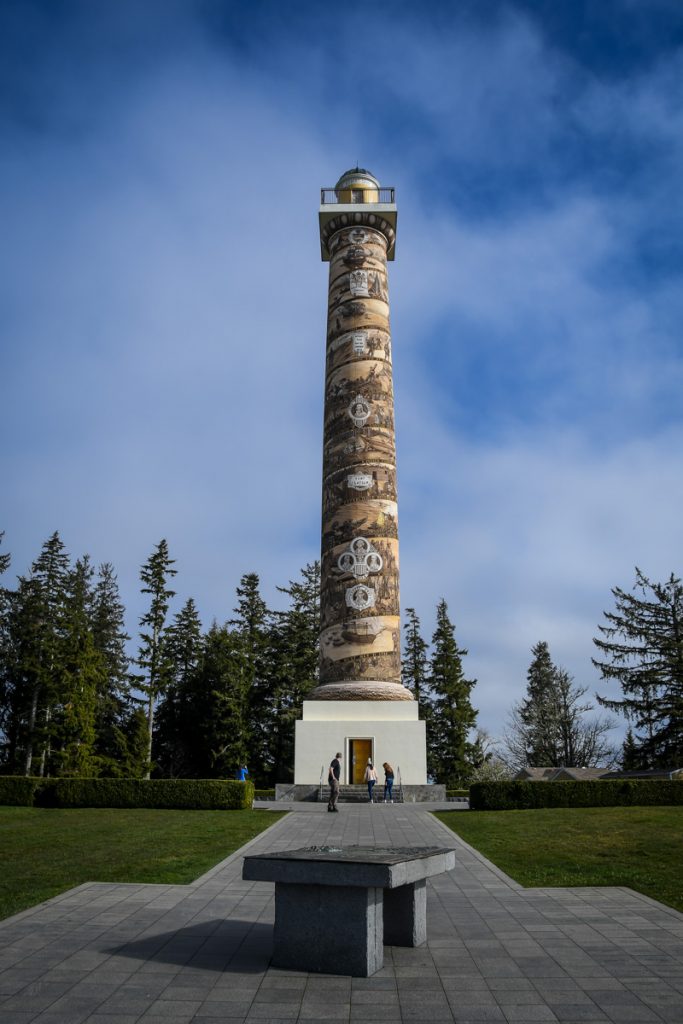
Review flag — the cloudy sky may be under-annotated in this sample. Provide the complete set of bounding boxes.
[2,0,683,742]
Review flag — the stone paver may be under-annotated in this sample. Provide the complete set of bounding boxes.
[2,803,682,1023]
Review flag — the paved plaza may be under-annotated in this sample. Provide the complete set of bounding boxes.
[2,803,682,1023]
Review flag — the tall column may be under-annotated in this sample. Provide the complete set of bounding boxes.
[312,169,412,702]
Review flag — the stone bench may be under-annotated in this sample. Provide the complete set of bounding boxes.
[242,844,456,976]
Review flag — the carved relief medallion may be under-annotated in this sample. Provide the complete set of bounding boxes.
[345,584,376,611]
[337,537,383,579]
[349,228,367,244]
[348,394,370,427]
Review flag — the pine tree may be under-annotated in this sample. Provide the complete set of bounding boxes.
[402,608,429,703]
[519,641,560,765]
[154,597,204,777]
[0,532,10,577]
[175,623,249,778]
[91,563,130,772]
[231,573,270,783]
[0,533,14,765]
[20,533,71,776]
[427,599,478,787]
[135,540,177,778]
[504,642,615,769]
[117,707,151,778]
[594,569,683,767]
[266,561,321,784]
[621,728,642,770]
[53,557,102,777]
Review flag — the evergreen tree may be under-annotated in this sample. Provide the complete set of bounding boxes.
[91,563,130,772]
[0,573,36,772]
[53,557,102,776]
[266,561,321,784]
[231,573,269,782]
[20,533,71,776]
[594,569,683,767]
[173,622,249,778]
[154,597,204,777]
[402,608,429,703]
[519,641,561,764]
[621,727,643,770]
[0,533,14,764]
[504,642,615,769]
[426,599,478,787]
[117,707,151,778]
[0,532,10,577]
[135,540,177,778]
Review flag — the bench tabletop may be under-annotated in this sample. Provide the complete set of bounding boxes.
[242,844,456,888]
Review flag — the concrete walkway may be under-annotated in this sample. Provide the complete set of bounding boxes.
[2,804,682,1023]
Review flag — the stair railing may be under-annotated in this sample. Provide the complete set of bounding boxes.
[396,765,404,803]
[319,764,325,803]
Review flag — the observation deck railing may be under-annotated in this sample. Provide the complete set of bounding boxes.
[320,187,395,205]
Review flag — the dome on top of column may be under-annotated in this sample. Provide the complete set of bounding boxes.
[335,167,380,203]
[335,167,380,190]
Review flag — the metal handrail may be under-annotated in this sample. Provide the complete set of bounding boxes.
[319,764,325,803]
[396,765,404,803]
[320,187,395,205]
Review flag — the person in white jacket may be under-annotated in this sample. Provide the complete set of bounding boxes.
[364,759,378,803]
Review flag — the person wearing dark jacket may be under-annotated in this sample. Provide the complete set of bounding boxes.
[328,752,342,812]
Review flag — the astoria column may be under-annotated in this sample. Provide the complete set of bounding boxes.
[311,168,413,702]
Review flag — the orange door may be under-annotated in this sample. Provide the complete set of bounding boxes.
[350,739,373,784]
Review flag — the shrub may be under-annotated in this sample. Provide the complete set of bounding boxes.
[446,789,469,798]
[48,778,253,810]
[0,777,255,809]
[254,789,275,800]
[0,776,43,806]
[469,779,683,811]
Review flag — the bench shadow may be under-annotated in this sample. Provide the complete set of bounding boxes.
[104,919,273,974]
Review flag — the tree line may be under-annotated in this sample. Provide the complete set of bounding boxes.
[0,532,320,785]
[0,531,680,784]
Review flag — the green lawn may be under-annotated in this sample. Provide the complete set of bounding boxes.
[435,806,683,913]
[0,807,285,921]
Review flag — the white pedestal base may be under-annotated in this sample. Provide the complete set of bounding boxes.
[294,700,427,785]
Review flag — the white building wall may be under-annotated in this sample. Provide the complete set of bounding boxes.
[294,700,427,785]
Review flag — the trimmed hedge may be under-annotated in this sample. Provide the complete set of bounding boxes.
[446,789,469,798]
[253,789,276,800]
[0,777,254,810]
[0,776,44,806]
[469,779,683,811]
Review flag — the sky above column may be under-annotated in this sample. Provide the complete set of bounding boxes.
[2,0,682,740]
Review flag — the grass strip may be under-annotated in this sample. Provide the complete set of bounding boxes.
[435,805,683,913]
[0,806,285,921]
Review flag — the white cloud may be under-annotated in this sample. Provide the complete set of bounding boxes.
[2,3,683,750]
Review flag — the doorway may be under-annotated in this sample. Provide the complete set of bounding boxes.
[349,738,373,784]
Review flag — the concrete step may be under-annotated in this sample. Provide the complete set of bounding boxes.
[336,785,401,803]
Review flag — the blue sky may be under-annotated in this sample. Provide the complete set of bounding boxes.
[2,0,683,742]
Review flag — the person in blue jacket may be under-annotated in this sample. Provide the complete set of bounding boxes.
[236,765,248,781]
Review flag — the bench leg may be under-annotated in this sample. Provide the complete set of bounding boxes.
[273,882,384,977]
[383,879,427,946]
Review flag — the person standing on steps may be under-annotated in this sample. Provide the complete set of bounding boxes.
[327,752,342,812]
[383,761,394,802]
[364,759,378,803]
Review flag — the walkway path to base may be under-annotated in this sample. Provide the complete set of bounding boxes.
[2,803,682,1024]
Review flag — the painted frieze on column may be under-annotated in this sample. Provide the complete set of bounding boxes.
[311,168,412,701]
